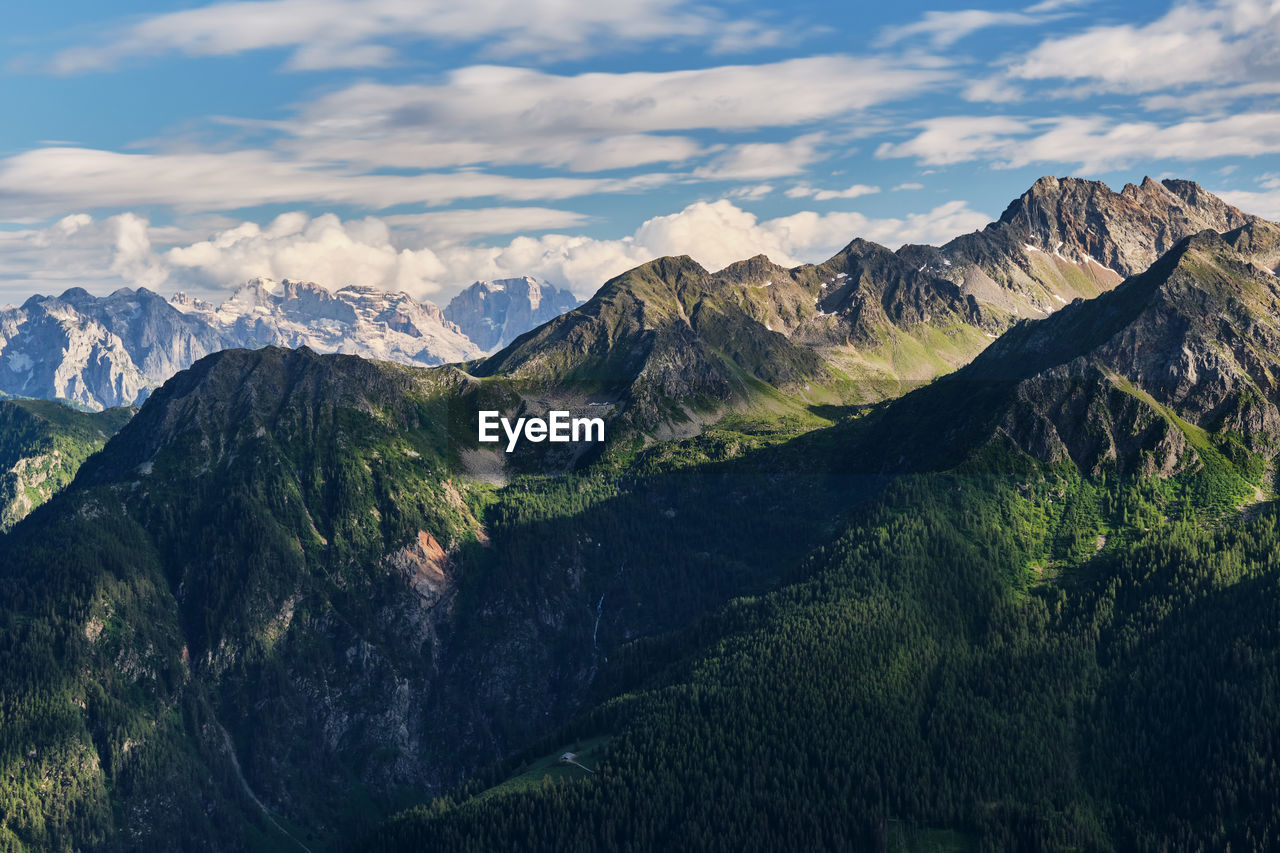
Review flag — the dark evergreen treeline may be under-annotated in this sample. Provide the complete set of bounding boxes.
[365,445,1280,852]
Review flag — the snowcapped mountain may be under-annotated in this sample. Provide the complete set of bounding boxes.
[173,277,483,367]
[0,288,219,410]
[444,276,580,351]
[0,278,515,410]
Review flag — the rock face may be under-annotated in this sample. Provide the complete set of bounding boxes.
[0,291,165,409]
[989,176,1256,276]
[856,229,1280,479]
[0,279,491,410]
[476,177,1270,435]
[994,229,1280,471]
[444,276,580,351]
[175,277,484,366]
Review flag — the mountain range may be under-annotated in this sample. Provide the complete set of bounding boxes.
[0,275,579,411]
[3,176,1280,851]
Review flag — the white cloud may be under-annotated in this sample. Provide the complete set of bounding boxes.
[878,9,1040,48]
[288,58,946,172]
[164,212,453,294]
[1141,81,1280,114]
[693,136,829,180]
[1009,0,1280,95]
[962,76,1026,103]
[0,57,951,217]
[785,183,880,201]
[109,213,168,289]
[875,116,1031,166]
[0,147,673,217]
[0,214,183,299]
[49,0,787,72]
[427,199,992,292]
[726,184,776,201]
[876,112,1280,172]
[1216,173,1280,218]
[892,182,924,191]
[0,199,993,303]
[1215,187,1280,219]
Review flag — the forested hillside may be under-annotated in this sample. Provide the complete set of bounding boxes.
[0,400,134,531]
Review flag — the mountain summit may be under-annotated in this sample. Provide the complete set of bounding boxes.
[469,177,1267,441]
[444,276,580,351]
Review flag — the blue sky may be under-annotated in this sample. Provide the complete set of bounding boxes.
[2,0,1279,303]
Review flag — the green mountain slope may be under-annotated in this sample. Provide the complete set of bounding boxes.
[363,231,1280,851]
[0,399,134,531]
[0,347,851,851]
[474,178,1261,448]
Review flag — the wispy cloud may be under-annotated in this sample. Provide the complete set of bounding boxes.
[48,0,789,72]
[785,183,881,201]
[877,112,1280,172]
[0,147,675,217]
[1008,0,1280,96]
[0,56,951,217]
[877,9,1041,48]
[286,58,946,172]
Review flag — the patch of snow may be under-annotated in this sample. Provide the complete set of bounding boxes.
[1085,256,1119,275]
[1052,294,1066,303]
[6,351,33,373]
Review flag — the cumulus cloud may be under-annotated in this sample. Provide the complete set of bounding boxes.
[164,213,451,293]
[0,214,179,299]
[444,199,992,288]
[48,0,787,72]
[0,199,993,304]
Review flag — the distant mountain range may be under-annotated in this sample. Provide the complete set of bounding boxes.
[0,275,580,410]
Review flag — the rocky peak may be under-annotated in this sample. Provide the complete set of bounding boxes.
[997,175,1257,276]
[444,274,580,352]
[1222,219,1280,273]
